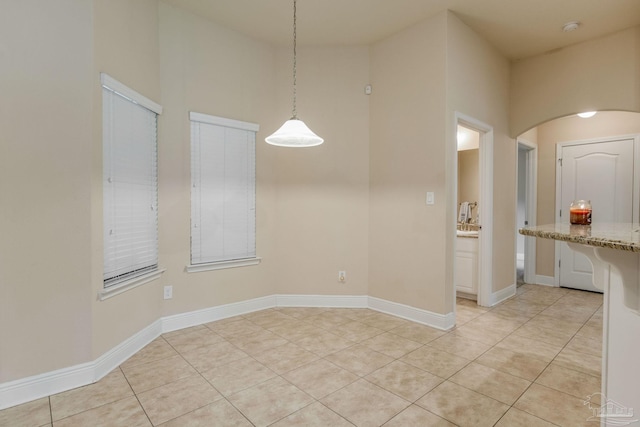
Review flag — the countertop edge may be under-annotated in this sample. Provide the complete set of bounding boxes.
[519,226,640,253]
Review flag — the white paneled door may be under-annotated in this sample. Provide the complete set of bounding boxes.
[558,137,636,292]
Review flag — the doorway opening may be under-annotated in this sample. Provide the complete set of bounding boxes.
[516,139,537,287]
[555,134,639,292]
[454,112,494,308]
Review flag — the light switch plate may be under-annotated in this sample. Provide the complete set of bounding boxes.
[426,192,435,205]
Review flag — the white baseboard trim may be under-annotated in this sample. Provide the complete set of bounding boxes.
[94,319,163,380]
[489,284,516,306]
[162,295,276,334]
[368,297,455,331]
[0,361,94,411]
[535,275,557,287]
[0,319,162,411]
[0,293,451,410]
[275,294,368,308]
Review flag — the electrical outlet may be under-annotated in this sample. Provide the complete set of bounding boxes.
[338,271,346,283]
[163,285,173,300]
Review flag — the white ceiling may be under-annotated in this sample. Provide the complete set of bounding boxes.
[163,0,640,60]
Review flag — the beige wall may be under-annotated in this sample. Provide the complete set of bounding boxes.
[91,0,165,359]
[446,12,513,298]
[458,149,479,208]
[272,46,371,296]
[0,0,94,382]
[534,111,640,277]
[369,11,512,314]
[157,3,279,319]
[511,26,640,137]
[369,13,449,313]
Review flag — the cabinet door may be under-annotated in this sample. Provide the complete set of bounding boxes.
[456,238,478,295]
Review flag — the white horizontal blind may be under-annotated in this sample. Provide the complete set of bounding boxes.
[102,78,159,287]
[190,113,257,265]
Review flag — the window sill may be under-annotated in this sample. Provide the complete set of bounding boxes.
[186,257,261,273]
[98,268,166,301]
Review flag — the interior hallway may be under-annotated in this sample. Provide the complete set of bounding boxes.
[0,284,603,426]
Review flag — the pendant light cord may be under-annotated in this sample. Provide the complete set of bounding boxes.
[292,0,298,120]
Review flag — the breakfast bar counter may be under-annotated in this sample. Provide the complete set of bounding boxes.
[520,223,640,425]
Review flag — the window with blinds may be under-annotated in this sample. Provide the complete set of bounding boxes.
[102,74,162,288]
[189,112,258,267]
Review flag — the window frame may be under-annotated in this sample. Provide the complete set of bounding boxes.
[99,73,164,300]
[187,112,261,273]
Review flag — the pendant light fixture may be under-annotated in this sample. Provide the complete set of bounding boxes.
[265,0,323,147]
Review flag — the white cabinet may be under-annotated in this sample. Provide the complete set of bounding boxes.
[456,237,478,295]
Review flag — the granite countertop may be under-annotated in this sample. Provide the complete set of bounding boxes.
[519,223,640,253]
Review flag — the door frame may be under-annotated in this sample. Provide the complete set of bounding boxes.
[454,112,493,307]
[516,139,538,285]
[554,134,640,286]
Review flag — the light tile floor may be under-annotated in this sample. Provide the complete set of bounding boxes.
[1,284,604,426]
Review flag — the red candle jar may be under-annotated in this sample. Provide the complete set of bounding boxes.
[569,200,592,225]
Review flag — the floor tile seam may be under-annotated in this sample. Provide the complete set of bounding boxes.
[422,340,492,362]
[499,402,564,427]
[493,373,561,424]
[168,342,232,374]
[571,331,604,343]
[352,377,415,407]
[522,382,596,410]
[544,359,602,380]
[347,337,405,359]
[395,354,451,380]
[199,352,283,398]
[491,341,562,365]
[472,356,545,383]
[385,329,443,346]
[307,320,354,332]
[267,400,354,427]
[345,329,389,345]
[49,394,144,425]
[379,405,449,427]
[147,398,227,427]
[534,372,600,402]
[540,322,595,361]
[369,326,428,345]
[128,370,214,401]
[517,314,584,337]
[364,366,448,403]
[49,385,137,422]
[221,393,261,427]
[215,374,317,425]
[120,336,181,371]
[374,400,414,427]
[47,396,53,426]
[295,363,361,400]
[445,373,523,407]
[109,364,157,422]
[509,329,574,348]
[541,307,596,323]
[524,321,601,385]
[323,344,399,378]
[544,301,601,312]
[398,347,472,380]
[265,375,325,421]
[567,331,604,348]
[411,388,464,426]
[451,319,516,347]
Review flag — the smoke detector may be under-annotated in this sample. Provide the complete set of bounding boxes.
[563,21,580,32]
